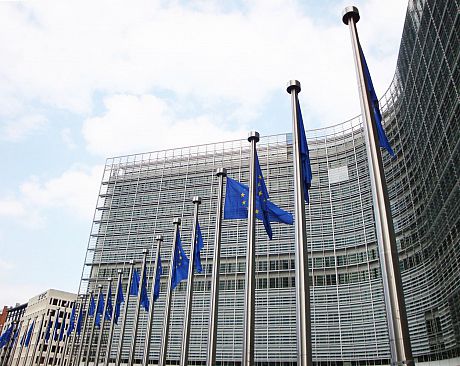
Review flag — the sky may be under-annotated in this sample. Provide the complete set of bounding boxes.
[0,0,407,307]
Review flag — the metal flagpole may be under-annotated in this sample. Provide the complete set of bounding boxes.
[30,313,45,366]
[342,7,413,366]
[180,196,202,366]
[242,131,259,366]
[143,235,163,366]
[158,218,181,366]
[206,168,227,366]
[75,293,92,366]
[128,250,149,366]
[287,80,313,366]
[4,321,20,366]
[36,312,53,366]
[60,297,80,366]
[22,317,36,366]
[94,278,113,365]
[53,305,70,366]
[44,308,60,366]
[104,270,122,366]
[84,285,103,366]
[13,318,30,366]
[115,260,135,366]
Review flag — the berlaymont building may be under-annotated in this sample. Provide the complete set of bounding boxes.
[76,0,459,364]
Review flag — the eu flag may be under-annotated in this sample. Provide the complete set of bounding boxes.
[223,177,293,239]
[254,152,273,239]
[171,228,189,290]
[58,313,67,341]
[44,317,52,342]
[24,321,34,347]
[11,325,20,348]
[67,305,76,336]
[140,265,149,311]
[95,292,105,327]
[296,100,313,203]
[52,311,60,341]
[154,255,162,302]
[194,223,204,273]
[359,44,396,157]
[130,269,140,296]
[105,285,113,321]
[76,310,83,335]
[88,293,96,317]
[0,324,13,348]
[114,277,124,325]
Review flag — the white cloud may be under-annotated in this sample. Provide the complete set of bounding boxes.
[82,94,247,156]
[61,128,77,149]
[0,0,406,127]
[1,114,47,141]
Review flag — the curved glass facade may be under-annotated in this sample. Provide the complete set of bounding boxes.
[77,0,459,364]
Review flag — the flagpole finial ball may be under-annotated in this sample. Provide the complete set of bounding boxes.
[142,249,148,254]
[129,260,135,265]
[98,284,103,289]
[173,217,181,225]
[342,6,360,25]
[117,269,123,274]
[248,131,260,143]
[286,80,301,94]
[216,168,227,177]
[108,277,112,282]
[193,196,202,204]
[155,235,164,242]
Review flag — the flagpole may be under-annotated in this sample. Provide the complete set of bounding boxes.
[53,306,69,366]
[143,235,163,366]
[286,80,313,366]
[207,168,227,366]
[22,317,36,366]
[104,270,122,366]
[13,318,30,366]
[342,7,413,366]
[84,285,103,366]
[242,131,259,366]
[30,313,45,366]
[4,321,20,366]
[95,278,113,365]
[158,218,181,366]
[115,260,135,366]
[37,312,53,366]
[44,309,59,366]
[128,250,149,366]
[75,294,91,366]
[61,296,81,366]
[180,196,202,366]
[59,308,72,366]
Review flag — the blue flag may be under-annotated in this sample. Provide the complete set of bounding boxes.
[153,255,162,302]
[105,285,113,321]
[359,44,395,157]
[24,321,34,347]
[88,293,96,317]
[194,223,204,273]
[67,305,76,336]
[171,228,189,290]
[114,277,124,325]
[11,325,21,348]
[130,269,140,296]
[224,177,293,238]
[52,310,60,341]
[0,324,13,348]
[58,312,67,341]
[95,292,105,327]
[140,266,149,311]
[44,316,52,342]
[76,310,83,335]
[296,100,313,203]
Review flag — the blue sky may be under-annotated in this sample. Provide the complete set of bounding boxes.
[0,0,407,306]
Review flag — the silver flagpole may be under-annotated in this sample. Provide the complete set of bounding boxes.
[75,293,92,366]
[104,270,122,366]
[30,313,45,366]
[128,250,149,366]
[5,321,21,366]
[115,260,135,366]
[36,312,53,366]
[84,285,103,366]
[94,278,113,365]
[287,80,312,366]
[22,316,37,366]
[206,168,227,366]
[13,318,30,366]
[242,131,259,366]
[143,235,163,366]
[44,308,60,366]
[60,296,81,366]
[342,7,413,366]
[180,196,202,366]
[158,218,181,366]
[59,311,71,366]
[53,305,70,366]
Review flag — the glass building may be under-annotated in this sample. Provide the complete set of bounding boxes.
[76,0,459,364]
